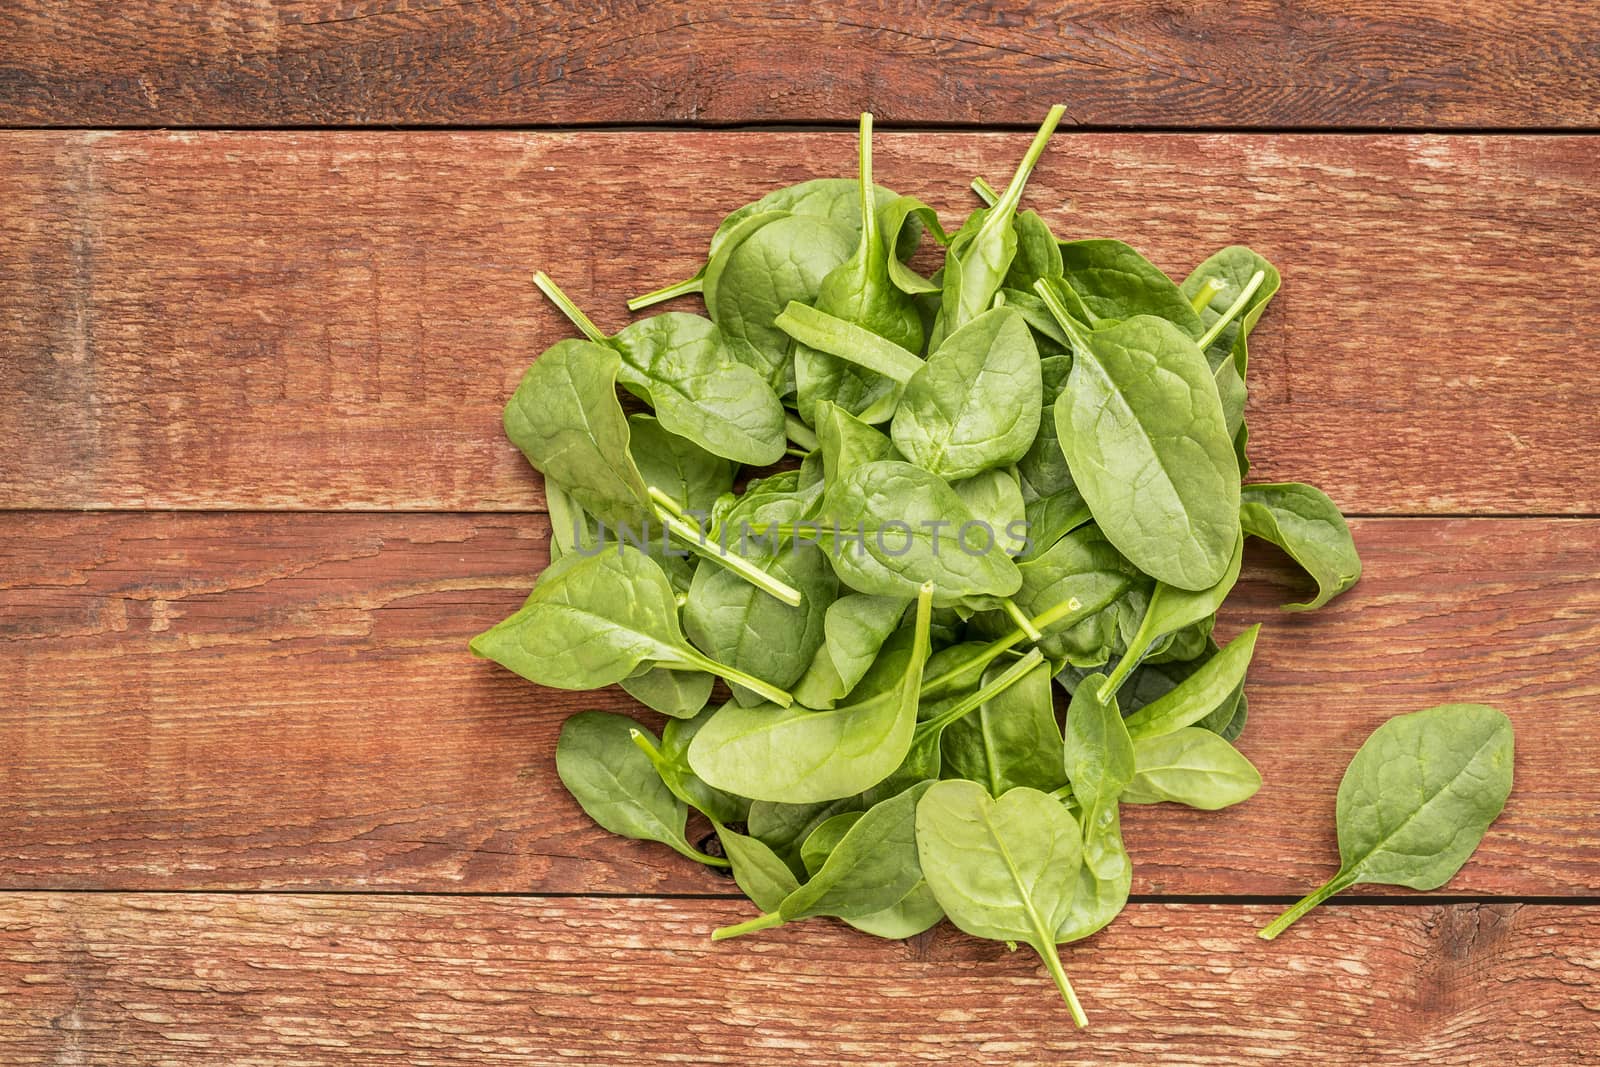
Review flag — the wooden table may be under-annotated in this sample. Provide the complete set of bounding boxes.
[3,3,1598,1062]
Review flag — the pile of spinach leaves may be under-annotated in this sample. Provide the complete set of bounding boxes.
[473,110,1511,1025]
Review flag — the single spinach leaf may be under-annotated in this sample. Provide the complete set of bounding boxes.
[1122,625,1261,740]
[791,593,909,709]
[814,461,1022,606]
[1121,727,1262,809]
[1057,239,1204,338]
[470,546,792,705]
[554,711,725,867]
[716,825,801,911]
[535,272,788,466]
[1241,482,1362,610]
[715,782,935,940]
[891,305,1043,480]
[619,666,714,720]
[941,656,1066,795]
[1040,284,1242,591]
[1261,705,1514,939]
[1004,210,1064,291]
[503,339,650,527]
[688,585,933,802]
[936,106,1065,339]
[1062,672,1135,834]
[815,400,897,486]
[915,780,1090,1027]
[797,810,945,940]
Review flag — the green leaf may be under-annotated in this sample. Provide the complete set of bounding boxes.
[1122,625,1261,740]
[1261,705,1514,939]
[1121,728,1262,809]
[1241,482,1362,611]
[1062,672,1135,833]
[915,780,1090,1027]
[687,585,934,802]
[1057,239,1204,338]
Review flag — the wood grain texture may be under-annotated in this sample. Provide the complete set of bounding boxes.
[4,512,1595,896]
[2,2,1599,129]
[1,894,1596,1065]
[4,131,1597,513]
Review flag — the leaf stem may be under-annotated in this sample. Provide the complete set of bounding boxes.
[857,112,877,258]
[534,271,610,345]
[983,104,1066,233]
[1187,276,1224,313]
[1258,871,1356,940]
[918,649,1044,739]
[650,501,804,609]
[680,647,795,708]
[970,176,1000,206]
[774,301,924,384]
[1038,939,1090,1028]
[712,910,786,941]
[626,271,705,312]
[920,595,1084,700]
[1195,269,1267,351]
[1003,598,1044,642]
[784,415,819,452]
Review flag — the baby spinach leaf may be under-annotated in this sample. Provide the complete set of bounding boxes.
[555,711,726,867]
[1121,727,1262,809]
[535,272,787,465]
[1003,210,1064,291]
[1240,481,1362,610]
[653,709,753,826]
[1057,239,1204,338]
[1261,705,1514,939]
[619,666,714,720]
[1062,672,1135,834]
[814,461,1023,605]
[716,825,801,911]
[942,655,1066,795]
[1040,283,1242,591]
[915,780,1090,1027]
[791,593,909,709]
[815,400,897,485]
[687,585,934,802]
[627,414,736,516]
[795,114,926,425]
[705,211,857,389]
[1122,625,1260,740]
[682,542,838,705]
[470,546,793,705]
[1181,246,1281,372]
[891,305,1043,480]
[714,782,934,940]
[1098,532,1244,699]
[937,106,1065,339]
[503,339,650,527]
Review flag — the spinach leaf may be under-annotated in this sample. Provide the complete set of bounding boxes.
[1122,625,1261,740]
[1056,239,1204,338]
[1098,532,1244,699]
[891,305,1043,480]
[716,825,801,911]
[535,272,787,465]
[1261,705,1514,939]
[714,782,935,940]
[1121,728,1262,809]
[504,339,650,526]
[798,810,947,940]
[1062,672,1135,833]
[941,655,1066,795]
[791,593,909,709]
[646,710,752,825]
[915,780,1090,1027]
[682,541,838,705]
[705,211,857,389]
[470,545,794,705]
[951,468,1028,556]
[814,400,897,486]
[936,106,1065,340]
[795,114,926,425]
[1181,246,1281,372]
[1240,482,1362,610]
[627,414,736,515]
[813,461,1022,605]
[1039,283,1242,591]
[687,585,933,802]
[554,711,727,867]
[619,666,714,720]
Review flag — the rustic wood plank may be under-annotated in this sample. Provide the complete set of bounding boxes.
[3,512,1594,896]
[2,2,1598,128]
[1,894,1596,1064]
[3,131,1597,513]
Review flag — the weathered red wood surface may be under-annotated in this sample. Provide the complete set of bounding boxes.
[4,512,1594,896]
[2,2,1599,129]
[1,895,1596,1065]
[3,131,1596,513]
